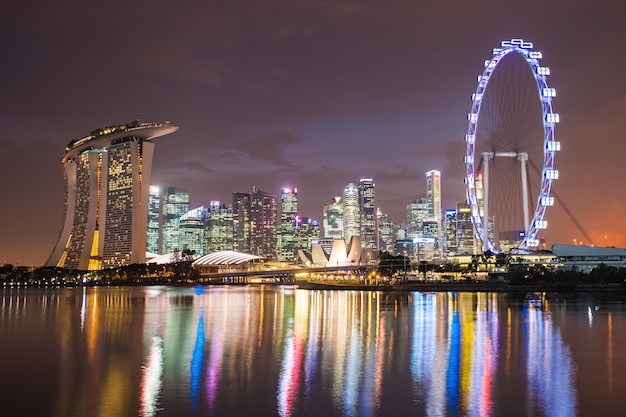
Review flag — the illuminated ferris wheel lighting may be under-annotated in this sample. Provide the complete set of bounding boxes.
[464,38,560,253]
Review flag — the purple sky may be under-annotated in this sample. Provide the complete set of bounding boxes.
[2,0,626,265]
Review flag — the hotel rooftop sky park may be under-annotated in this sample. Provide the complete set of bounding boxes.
[47,121,178,270]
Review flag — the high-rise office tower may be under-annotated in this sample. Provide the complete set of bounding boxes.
[358,178,377,251]
[207,201,233,253]
[47,121,177,270]
[294,216,320,258]
[147,185,161,254]
[250,186,277,258]
[406,198,430,239]
[444,209,458,257]
[161,187,190,254]
[342,183,360,245]
[323,197,343,239]
[232,192,251,253]
[426,170,442,224]
[377,209,395,254]
[456,203,475,255]
[426,170,442,258]
[277,187,298,261]
[179,206,208,255]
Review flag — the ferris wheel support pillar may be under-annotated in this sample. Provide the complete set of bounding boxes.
[518,152,530,234]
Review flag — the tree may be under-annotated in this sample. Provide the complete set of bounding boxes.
[377,251,409,279]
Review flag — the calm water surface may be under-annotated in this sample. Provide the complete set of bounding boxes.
[1,286,625,417]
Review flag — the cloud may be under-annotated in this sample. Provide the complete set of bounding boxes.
[233,130,305,167]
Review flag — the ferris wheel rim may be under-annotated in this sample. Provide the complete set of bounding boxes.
[464,38,560,253]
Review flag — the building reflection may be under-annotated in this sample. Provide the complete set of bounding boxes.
[0,287,585,416]
[525,299,576,417]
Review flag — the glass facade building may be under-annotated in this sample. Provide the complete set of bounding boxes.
[178,206,208,255]
[207,201,233,253]
[232,192,251,253]
[277,187,298,261]
[358,178,377,252]
[323,197,343,240]
[250,186,277,258]
[147,186,161,254]
[161,187,190,254]
[342,183,360,246]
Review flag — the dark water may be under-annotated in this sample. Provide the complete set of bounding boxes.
[1,286,625,417]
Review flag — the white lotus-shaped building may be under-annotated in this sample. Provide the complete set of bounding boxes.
[298,236,362,267]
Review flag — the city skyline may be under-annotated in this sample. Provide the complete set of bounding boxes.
[2,1,626,265]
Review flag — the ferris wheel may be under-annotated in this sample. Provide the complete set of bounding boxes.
[464,39,560,253]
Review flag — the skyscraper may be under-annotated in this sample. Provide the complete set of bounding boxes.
[342,183,360,245]
[323,197,343,239]
[47,121,177,270]
[358,178,377,252]
[406,198,430,239]
[426,170,442,224]
[178,206,208,255]
[277,187,298,261]
[456,203,475,255]
[377,209,395,254]
[161,187,190,254]
[232,192,251,253]
[426,170,442,258]
[294,216,320,259]
[250,186,277,258]
[147,185,161,254]
[207,201,233,253]
[444,209,458,257]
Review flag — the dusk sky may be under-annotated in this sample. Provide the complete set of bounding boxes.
[2,0,626,266]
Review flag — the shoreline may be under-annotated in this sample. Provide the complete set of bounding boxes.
[3,280,625,293]
[292,280,626,293]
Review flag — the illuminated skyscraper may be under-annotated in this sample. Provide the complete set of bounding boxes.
[250,186,277,258]
[179,206,208,255]
[456,203,475,255]
[406,198,430,239]
[147,186,161,254]
[377,209,395,253]
[207,201,233,253]
[323,197,343,239]
[426,170,442,258]
[342,183,360,245]
[277,187,298,261]
[426,170,442,224]
[161,187,190,254]
[232,192,251,253]
[444,209,458,257]
[47,121,177,270]
[358,178,377,252]
[294,216,320,258]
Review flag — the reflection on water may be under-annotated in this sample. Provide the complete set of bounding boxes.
[1,287,626,416]
[140,336,163,417]
[525,301,576,417]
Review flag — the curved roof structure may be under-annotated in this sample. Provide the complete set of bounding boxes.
[146,252,201,265]
[62,121,179,163]
[551,244,626,272]
[552,244,626,258]
[193,251,268,266]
